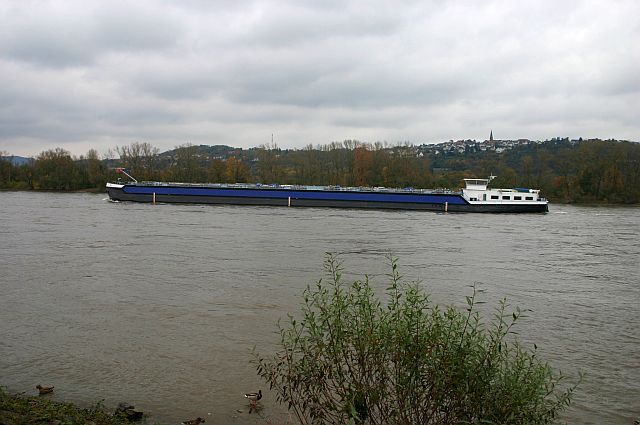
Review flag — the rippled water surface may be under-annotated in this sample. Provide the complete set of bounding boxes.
[1,191,638,424]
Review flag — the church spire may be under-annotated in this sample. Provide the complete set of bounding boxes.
[490,130,494,142]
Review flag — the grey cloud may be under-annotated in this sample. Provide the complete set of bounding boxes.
[238,2,405,48]
[1,0,639,157]
[0,22,95,67]
[126,63,222,100]
[219,49,473,109]
[0,3,183,68]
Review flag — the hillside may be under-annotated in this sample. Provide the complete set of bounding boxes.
[1,138,639,204]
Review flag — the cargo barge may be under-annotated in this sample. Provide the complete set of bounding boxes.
[106,171,548,213]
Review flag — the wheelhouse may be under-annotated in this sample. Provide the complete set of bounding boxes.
[462,178,546,204]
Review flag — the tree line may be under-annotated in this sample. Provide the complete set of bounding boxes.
[1,138,639,203]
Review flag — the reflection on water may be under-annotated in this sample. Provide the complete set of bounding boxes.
[1,192,638,424]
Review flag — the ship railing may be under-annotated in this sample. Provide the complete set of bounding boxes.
[129,181,460,195]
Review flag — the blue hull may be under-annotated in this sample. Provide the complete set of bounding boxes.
[106,183,548,213]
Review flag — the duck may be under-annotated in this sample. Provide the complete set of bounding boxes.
[36,385,54,395]
[181,417,205,425]
[244,390,262,406]
[115,402,143,421]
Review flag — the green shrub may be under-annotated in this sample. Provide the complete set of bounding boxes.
[254,254,578,425]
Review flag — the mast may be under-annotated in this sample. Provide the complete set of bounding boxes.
[115,168,138,182]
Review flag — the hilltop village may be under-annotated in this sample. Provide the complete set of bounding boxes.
[417,133,585,156]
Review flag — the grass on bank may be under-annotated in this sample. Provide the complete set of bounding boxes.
[0,387,132,425]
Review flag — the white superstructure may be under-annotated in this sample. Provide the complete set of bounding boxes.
[461,177,547,206]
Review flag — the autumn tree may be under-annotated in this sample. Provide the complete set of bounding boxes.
[353,146,374,186]
[224,157,251,183]
[208,159,226,182]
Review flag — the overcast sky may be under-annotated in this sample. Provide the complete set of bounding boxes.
[1,0,638,157]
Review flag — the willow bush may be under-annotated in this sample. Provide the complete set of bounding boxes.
[253,254,578,425]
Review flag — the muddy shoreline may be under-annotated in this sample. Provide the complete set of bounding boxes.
[0,388,271,425]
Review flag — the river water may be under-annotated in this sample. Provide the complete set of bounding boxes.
[0,191,638,424]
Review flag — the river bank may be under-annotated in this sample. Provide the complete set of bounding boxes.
[0,387,278,425]
[0,387,130,425]
[0,389,254,425]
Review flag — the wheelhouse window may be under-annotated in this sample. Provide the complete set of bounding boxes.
[502,195,510,200]
[526,196,534,200]
[491,195,499,200]
[514,196,522,200]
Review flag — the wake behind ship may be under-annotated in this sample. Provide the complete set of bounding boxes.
[106,170,548,213]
